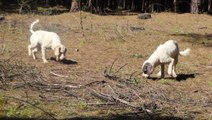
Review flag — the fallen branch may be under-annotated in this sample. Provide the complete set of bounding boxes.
[89,88,113,101]
[50,71,69,78]
[112,95,138,108]
[84,80,106,87]
[86,102,115,106]
[89,88,152,113]
[47,83,82,89]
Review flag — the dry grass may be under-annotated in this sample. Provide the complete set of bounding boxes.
[0,12,212,119]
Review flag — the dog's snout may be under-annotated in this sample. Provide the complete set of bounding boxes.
[144,70,147,74]
[59,54,65,60]
[142,73,149,78]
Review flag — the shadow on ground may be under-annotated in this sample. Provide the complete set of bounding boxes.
[148,73,195,81]
[0,111,185,120]
[65,111,185,120]
[176,73,195,81]
[49,57,78,65]
[171,33,212,47]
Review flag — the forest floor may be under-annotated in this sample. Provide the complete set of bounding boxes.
[0,12,212,120]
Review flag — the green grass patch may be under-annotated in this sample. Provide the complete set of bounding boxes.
[77,101,87,110]
[131,53,143,59]
[208,81,212,87]
[159,79,171,84]
[127,78,140,84]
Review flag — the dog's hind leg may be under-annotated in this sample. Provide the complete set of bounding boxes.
[28,44,37,59]
[172,65,177,78]
[167,58,175,77]
[172,56,178,78]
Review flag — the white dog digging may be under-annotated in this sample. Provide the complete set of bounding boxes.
[28,19,67,63]
[142,40,191,78]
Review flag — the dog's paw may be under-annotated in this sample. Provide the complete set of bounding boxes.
[172,73,177,78]
[43,60,49,63]
[156,71,161,77]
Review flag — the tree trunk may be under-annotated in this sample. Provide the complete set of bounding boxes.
[191,0,201,14]
[141,0,145,12]
[208,0,212,13]
[131,0,135,10]
[45,0,49,7]
[88,0,92,12]
[174,0,177,12]
[151,1,154,13]
[98,0,104,14]
[70,0,79,12]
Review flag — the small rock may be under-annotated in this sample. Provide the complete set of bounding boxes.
[138,13,151,19]
[75,49,79,52]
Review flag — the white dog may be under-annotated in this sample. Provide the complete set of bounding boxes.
[142,40,191,78]
[28,19,67,63]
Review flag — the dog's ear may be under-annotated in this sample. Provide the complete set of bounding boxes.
[143,62,153,74]
[64,48,67,55]
[59,45,66,53]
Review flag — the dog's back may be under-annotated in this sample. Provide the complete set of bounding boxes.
[151,40,179,63]
[161,40,179,57]
[30,30,61,48]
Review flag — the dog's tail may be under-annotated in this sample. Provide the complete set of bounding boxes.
[30,19,39,34]
[179,48,191,56]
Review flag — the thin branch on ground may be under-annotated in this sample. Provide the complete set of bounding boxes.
[113,63,128,75]
[89,88,152,114]
[109,58,118,74]
[50,71,69,78]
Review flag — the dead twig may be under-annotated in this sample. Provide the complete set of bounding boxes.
[47,83,82,89]
[86,102,115,106]
[113,63,128,75]
[104,58,128,77]
[89,88,152,114]
[109,58,118,74]
[84,80,106,87]
[129,71,138,80]
[50,71,69,78]
[89,88,113,101]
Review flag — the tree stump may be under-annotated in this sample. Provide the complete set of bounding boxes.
[0,16,5,21]
[70,0,79,12]
[138,13,151,19]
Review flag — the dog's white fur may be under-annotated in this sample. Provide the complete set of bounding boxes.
[142,40,191,78]
[28,19,67,63]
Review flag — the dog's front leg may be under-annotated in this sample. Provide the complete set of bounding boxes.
[157,64,165,78]
[161,64,165,78]
[41,47,48,63]
[28,45,32,56]
[32,48,38,59]
[56,56,59,61]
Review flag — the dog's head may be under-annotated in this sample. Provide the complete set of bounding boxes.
[142,61,154,78]
[54,45,67,61]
